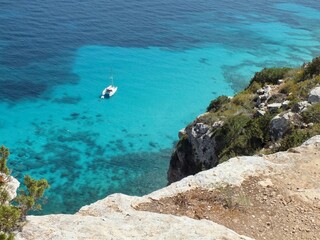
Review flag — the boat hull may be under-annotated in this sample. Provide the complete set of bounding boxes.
[101,85,118,98]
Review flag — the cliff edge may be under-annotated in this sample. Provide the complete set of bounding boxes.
[16,136,320,239]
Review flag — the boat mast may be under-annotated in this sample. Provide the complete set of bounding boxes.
[110,68,114,86]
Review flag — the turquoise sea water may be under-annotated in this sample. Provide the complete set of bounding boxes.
[1,1,320,214]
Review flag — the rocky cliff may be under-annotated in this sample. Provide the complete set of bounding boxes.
[15,135,320,239]
[168,57,320,183]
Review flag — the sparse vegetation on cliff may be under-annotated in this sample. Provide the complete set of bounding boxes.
[0,146,49,239]
[168,56,320,183]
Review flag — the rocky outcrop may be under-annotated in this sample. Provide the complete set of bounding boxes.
[0,173,20,202]
[168,62,320,184]
[168,121,219,183]
[269,112,302,141]
[15,136,320,240]
[308,86,320,103]
[291,101,310,113]
[185,123,218,168]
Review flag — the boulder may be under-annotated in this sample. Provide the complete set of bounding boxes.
[282,100,291,110]
[254,110,266,117]
[255,86,272,106]
[291,101,311,113]
[308,86,320,103]
[256,88,265,95]
[255,94,269,106]
[267,103,282,113]
[212,120,224,128]
[267,93,287,104]
[269,112,302,141]
[258,103,266,109]
[256,85,272,95]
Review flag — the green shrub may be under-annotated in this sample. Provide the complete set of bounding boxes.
[0,146,49,238]
[214,113,273,163]
[301,103,320,123]
[277,122,320,151]
[278,130,309,151]
[249,67,291,86]
[214,114,251,145]
[0,146,10,175]
[279,78,295,94]
[301,57,320,81]
[245,81,262,93]
[0,206,20,233]
[15,175,49,217]
[0,233,14,240]
[214,114,251,162]
[281,76,320,101]
[232,93,255,110]
[207,96,230,112]
[198,112,219,125]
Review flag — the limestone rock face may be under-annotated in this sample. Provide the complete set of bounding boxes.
[0,173,20,201]
[168,122,218,183]
[187,123,217,168]
[16,213,252,240]
[269,112,302,141]
[291,101,311,113]
[15,136,320,240]
[308,86,320,104]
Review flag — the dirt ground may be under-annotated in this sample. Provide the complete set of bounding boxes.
[136,145,320,240]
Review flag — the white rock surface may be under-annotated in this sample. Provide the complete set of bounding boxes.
[267,103,282,112]
[178,128,186,139]
[15,154,276,240]
[15,136,320,240]
[16,212,252,240]
[212,120,224,128]
[282,100,290,109]
[301,135,320,146]
[308,86,320,103]
[0,174,20,201]
[291,101,311,113]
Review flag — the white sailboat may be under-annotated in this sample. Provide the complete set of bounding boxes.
[100,71,118,99]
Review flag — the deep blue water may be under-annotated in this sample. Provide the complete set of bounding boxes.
[1,0,320,214]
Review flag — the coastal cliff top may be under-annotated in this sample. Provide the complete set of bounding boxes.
[16,136,320,240]
[138,136,320,240]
